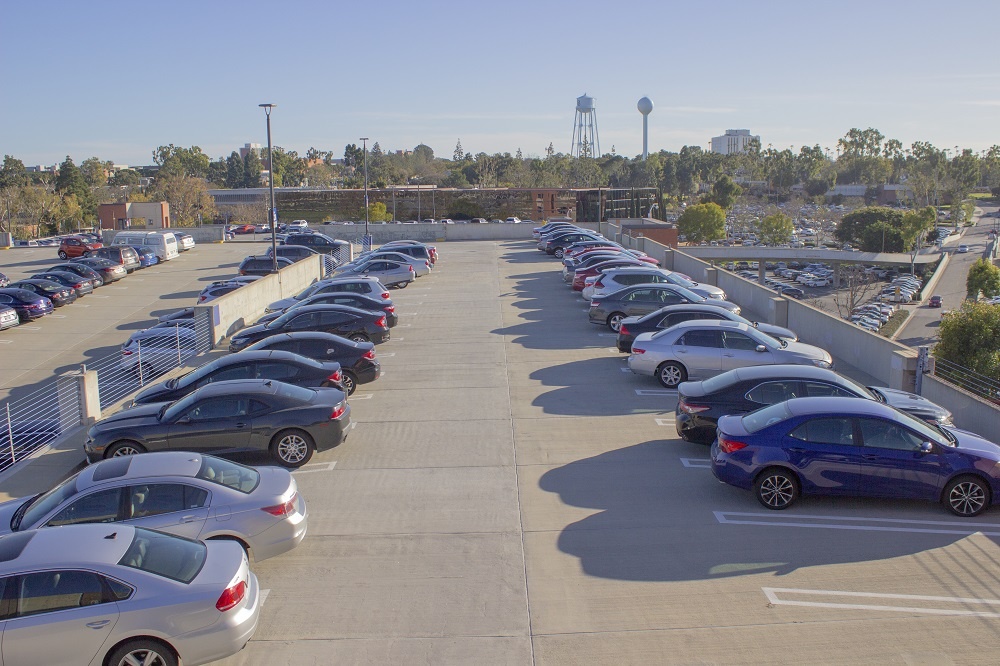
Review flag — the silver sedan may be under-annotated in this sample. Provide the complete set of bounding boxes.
[589,284,741,332]
[332,259,415,288]
[0,452,306,562]
[352,251,431,276]
[628,319,834,388]
[0,524,259,666]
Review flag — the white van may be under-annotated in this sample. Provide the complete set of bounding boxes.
[112,231,180,261]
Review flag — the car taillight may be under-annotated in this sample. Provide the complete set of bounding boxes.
[362,349,376,360]
[376,315,386,328]
[381,291,390,299]
[262,492,298,517]
[122,349,133,356]
[631,347,645,354]
[408,265,414,272]
[589,301,600,308]
[718,435,747,453]
[216,579,247,612]
[328,369,342,383]
[678,399,710,414]
[619,324,630,336]
[594,279,604,288]
[330,401,346,419]
[74,283,84,289]
[198,295,207,302]
[384,305,395,313]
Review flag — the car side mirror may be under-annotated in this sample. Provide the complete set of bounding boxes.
[755,345,767,353]
[176,416,192,425]
[919,441,934,454]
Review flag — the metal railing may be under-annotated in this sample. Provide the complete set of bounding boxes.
[932,356,1000,404]
[0,375,82,473]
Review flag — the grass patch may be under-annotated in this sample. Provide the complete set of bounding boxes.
[879,309,911,338]
[969,193,995,200]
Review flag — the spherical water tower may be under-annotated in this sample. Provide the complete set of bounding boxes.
[637,96,654,160]
[571,94,600,158]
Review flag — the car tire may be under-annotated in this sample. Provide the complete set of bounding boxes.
[655,361,687,388]
[607,312,626,332]
[348,333,369,343]
[754,468,799,510]
[341,371,357,396]
[82,250,91,258]
[554,247,565,258]
[57,250,68,259]
[943,475,991,516]
[395,281,409,289]
[106,440,147,459]
[271,429,315,468]
[106,639,177,666]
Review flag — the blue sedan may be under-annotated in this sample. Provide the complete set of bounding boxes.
[130,245,160,267]
[711,396,1000,516]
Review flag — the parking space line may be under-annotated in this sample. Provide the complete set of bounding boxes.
[259,588,270,607]
[399,313,419,317]
[654,417,674,426]
[49,314,66,319]
[379,352,395,357]
[620,367,631,372]
[0,340,11,344]
[681,457,711,468]
[635,389,677,396]
[597,333,617,337]
[291,461,337,474]
[762,587,1000,618]
[351,394,373,400]
[397,324,412,328]
[90,295,109,298]
[394,338,404,341]
[75,304,89,307]
[18,326,40,331]
[713,511,1000,536]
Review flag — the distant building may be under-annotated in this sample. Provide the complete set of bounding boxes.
[710,129,759,155]
[239,143,262,160]
[98,202,170,230]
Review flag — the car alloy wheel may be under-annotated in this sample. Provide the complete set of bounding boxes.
[108,639,177,666]
[656,362,686,388]
[108,440,146,458]
[755,468,798,510]
[272,429,314,467]
[58,250,68,259]
[607,312,626,332]
[341,371,357,395]
[944,476,990,516]
[554,248,564,258]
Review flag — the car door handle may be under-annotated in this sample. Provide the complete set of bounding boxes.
[86,619,111,629]
[180,515,199,523]
[235,422,247,428]
[723,353,735,357]
[862,454,880,460]
[677,349,687,354]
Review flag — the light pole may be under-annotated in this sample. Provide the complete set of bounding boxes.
[360,138,370,251]
[259,103,278,273]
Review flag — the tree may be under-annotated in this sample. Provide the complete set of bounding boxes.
[207,159,227,187]
[966,258,1000,300]
[356,201,392,222]
[225,152,244,189]
[55,156,87,200]
[836,206,903,248]
[934,301,1000,382]
[453,140,464,162]
[0,155,27,190]
[148,175,216,226]
[758,212,794,246]
[676,203,725,244]
[343,143,363,170]
[832,265,878,319]
[152,145,210,179]
[243,150,262,188]
[701,175,742,209]
[109,169,141,187]
[79,157,108,187]
[413,144,434,164]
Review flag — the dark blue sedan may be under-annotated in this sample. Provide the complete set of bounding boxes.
[130,245,160,267]
[0,288,53,321]
[711,396,1000,516]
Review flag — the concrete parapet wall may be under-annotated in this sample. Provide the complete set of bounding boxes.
[921,374,1000,439]
[311,223,536,243]
[200,255,322,345]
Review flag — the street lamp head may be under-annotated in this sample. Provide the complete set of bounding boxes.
[360,137,369,142]
[259,103,276,108]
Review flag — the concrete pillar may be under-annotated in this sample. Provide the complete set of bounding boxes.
[77,369,101,425]
[703,267,719,286]
[662,249,675,271]
[889,349,919,392]
[758,261,766,283]
[0,232,11,249]
[833,263,841,289]
[770,297,788,327]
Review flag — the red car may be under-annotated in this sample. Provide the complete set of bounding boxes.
[572,259,647,290]
[57,235,102,259]
[233,224,256,234]
[928,295,943,308]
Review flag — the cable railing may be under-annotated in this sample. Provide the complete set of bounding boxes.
[932,356,1000,404]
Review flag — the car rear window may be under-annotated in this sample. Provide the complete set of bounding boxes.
[741,402,793,434]
[699,369,740,395]
[118,528,207,584]
[275,383,316,402]
[196,456,260,494]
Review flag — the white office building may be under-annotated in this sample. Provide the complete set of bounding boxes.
[711,129,759,155]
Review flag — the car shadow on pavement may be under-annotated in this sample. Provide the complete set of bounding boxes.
[492,320,610,351]
[538,440,1000,583]
[529,358,666,417]
[158,290,200,300]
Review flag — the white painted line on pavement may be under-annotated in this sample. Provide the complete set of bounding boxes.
[597,333,617,337]
[90,295,109,298]
[713,511,1000,536]
[292,461,338,475]
[49,315,66,319]
[259,589,270,607]
[620,367,632,372]
[681,457,711,468]
[0,340,11,344]
[397,324,412,328]
[347,422,357,431]
[18,326,40,331]
[75,304,89,307]
[394,338,404,341]
[654,418,674,426]
[379,352,395,357]
[635,389,677,396]
[351,394,373,400]
[762,587,1000,618]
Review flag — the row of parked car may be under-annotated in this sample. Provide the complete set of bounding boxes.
[534,221,999,519]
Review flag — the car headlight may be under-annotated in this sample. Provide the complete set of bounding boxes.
[813,359,832,369]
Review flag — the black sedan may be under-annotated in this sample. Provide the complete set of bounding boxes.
[229,304,390,352]
[8,279,78,307]
[243,332,381,395]
[256,292,398,327]
[31,271,95,298]
[84,378,351,468]
[676,364,954,443]
[131,349,344,405]
[45,263,105,287]
[71,257,127,283]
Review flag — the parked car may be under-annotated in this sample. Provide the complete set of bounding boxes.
[928,295,943,308]
[242,332,380,395]
[712,396,1000,516]
[121,326,202,377]
[232,224,255,234]
[0,451,306,560]
[57,234,102,259]
[257,292,398,327]
[589,284,741,332]
[0,288,54,321]
[239,255,295,276]
[85,379,350,467]
[175,232,196,251]
[381,240,437,265]
[46,262,107,286]
[628,320,833,388]
[542,232,603,258]
[675,364,953,443]
[616,304,798,353]
[92,245,141,273]
[352,251,431,277]
[131,350,344,405]
[229,304,390,351]
[71,257,126,284]
[0,524,261,666]
[283,233,351,259]
[8,279,78,307]
[266,244,320,263]
[0,305,19,331]
[39,266,102,290]
[332,259,415,288]
[30,271,95,298]
[130,245,161,267]
[266,277,390,312]
[198,282,242,303]
[585,267,726,301]
[0,272,7,288]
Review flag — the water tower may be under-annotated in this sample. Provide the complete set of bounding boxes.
[637,97,653,160]
[571,94,600,158]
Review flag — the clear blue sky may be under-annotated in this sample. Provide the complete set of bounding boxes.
[2,0,998,166]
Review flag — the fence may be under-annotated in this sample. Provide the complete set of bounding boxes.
[931,356,1000,404]
[0,309,214,473]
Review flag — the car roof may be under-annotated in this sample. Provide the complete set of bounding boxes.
[666,319,750,332]
[77,451,206,490]
[783,396,892,418]
[292,303,374,316]
[190,378,287,399]
[0,524,136,571]
[249,331,358,345]
[605,266,665,274]
[732,364,842,383]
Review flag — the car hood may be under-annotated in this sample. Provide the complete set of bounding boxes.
[943,427,1000,458]
[232,322,270,340]
[871,387,952,423]
[0,498,26,534]
[132,380,174,405]
[755,323,798,342]
[775,340,832,364]
[92,402,166,430]
[267,297,297,311]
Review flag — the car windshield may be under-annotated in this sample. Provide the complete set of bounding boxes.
[668,285,705,302]
[118,528,207,584]
[175,359,220,389]
[893,408,955,446]
[276,383,316,402]
[196,455,260,493]
[747,327,785,348]
[16,475,80,531]
[665,273,697,288]
[741,402,793,433]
